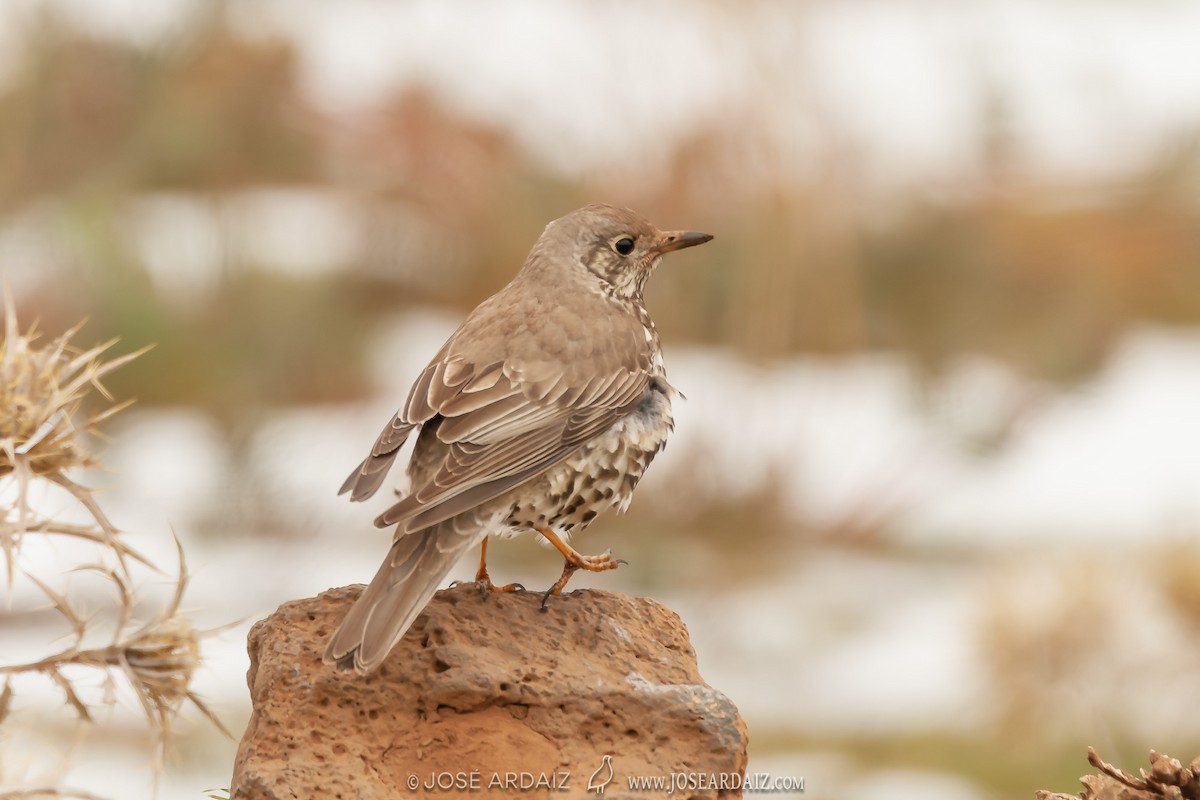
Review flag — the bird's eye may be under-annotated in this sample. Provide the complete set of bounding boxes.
[612,237,635,256]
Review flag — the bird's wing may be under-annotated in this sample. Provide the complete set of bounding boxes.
[338,416,418,501]
[337,352,474,502]
[376,353,649,533]
[340,312,652,533]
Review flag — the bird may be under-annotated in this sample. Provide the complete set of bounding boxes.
[587,754,615,794]
[324,203,713,673]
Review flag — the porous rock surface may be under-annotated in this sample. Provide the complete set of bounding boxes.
[231,584,748,799]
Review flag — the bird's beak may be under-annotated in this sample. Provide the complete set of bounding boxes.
[654,230,714,254]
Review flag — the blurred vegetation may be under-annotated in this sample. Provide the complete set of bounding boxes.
[1,14,1198,429]
[754,727,1185,800]
[2,9,1199,800]
[0,12,317,208]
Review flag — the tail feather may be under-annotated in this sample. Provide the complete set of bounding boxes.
[324,520,479,673]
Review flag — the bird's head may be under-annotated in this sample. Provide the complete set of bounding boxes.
[531,203,712,301]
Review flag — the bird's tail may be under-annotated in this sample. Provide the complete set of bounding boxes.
[324,519,479,673]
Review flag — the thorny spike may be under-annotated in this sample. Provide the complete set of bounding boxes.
[49,669,93,722]
[24,571,87,644]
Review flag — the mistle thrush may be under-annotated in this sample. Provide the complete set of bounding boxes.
[326,204,712,673]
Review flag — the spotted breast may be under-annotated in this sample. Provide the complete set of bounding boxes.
[501,376,675,539]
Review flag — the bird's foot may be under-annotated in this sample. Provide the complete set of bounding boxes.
[456,538,524,596]
[539,549,628,608]
[473,566,524,596]
[535,528,627,575]
[533,528,627,608]
[479,578,525,595]
[565,548,627,572]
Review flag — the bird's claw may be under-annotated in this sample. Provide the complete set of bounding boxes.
[473,571,525,598]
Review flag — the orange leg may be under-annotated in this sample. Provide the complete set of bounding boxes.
[472,537,523,593]
[535,526,626,600]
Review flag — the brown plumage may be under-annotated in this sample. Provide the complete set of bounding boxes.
[325,204,712,673]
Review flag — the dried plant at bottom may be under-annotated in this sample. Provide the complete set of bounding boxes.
[0,291,228,797]
[1037,747,1200,800]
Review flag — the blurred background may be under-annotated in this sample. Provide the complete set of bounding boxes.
[3,0,1200,797]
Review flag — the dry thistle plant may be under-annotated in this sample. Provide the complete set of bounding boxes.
[0,291,229,795]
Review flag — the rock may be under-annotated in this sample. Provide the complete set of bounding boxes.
[231,584,748,799]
